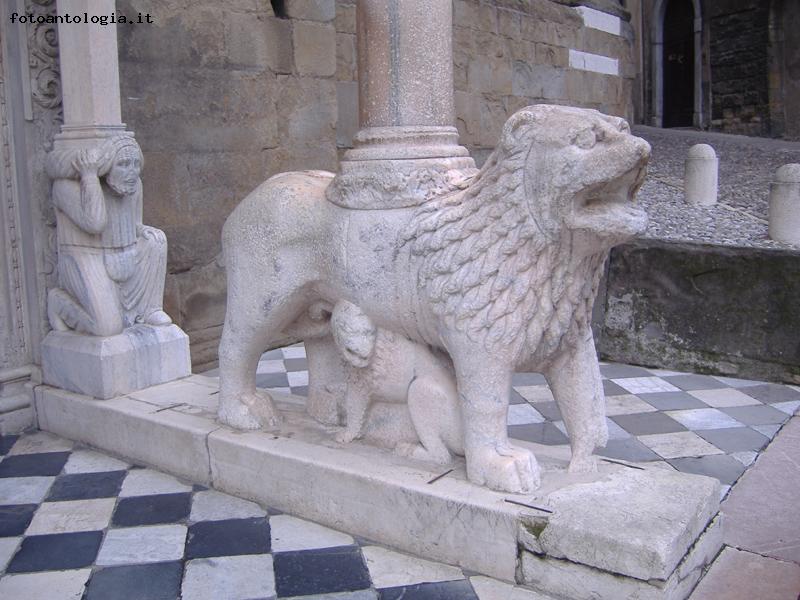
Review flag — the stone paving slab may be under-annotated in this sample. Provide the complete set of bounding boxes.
[689,547,800,600]
[720,417,800,564]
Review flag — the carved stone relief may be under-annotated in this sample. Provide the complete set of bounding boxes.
[217,105,651,493]
[0,33,27,369]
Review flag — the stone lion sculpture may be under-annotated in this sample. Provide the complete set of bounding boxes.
[218,105,650,493]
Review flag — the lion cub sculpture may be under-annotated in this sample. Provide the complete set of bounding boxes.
[218,104,650,494]
[328,300,463,464]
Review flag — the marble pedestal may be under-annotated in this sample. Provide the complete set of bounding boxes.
[35,378,722,598]
[41,324,191,399]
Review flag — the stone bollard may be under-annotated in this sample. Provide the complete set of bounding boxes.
[769,164,800,245]
[684,144,718,206]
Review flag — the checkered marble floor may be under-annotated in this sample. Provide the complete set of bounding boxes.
[203,343,800,498]
[0,431,540,600]
[3,348,797,599]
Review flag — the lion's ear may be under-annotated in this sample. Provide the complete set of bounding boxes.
[499,106,544,153]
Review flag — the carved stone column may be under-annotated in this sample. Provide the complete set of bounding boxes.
[41,0,190,399]
[54,0,124,145]
[327,0,475,209]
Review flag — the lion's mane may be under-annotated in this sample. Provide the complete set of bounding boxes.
[402,109,607,361]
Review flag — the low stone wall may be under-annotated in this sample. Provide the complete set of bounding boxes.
[598,239,800,385]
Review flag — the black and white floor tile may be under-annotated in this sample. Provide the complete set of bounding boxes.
[206,343,800,498]
[0,431,548,599]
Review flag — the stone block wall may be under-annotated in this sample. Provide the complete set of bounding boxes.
[117,0,339,369]
[451,0,635,162]
[708,1,770,136]
[597,240,800,384]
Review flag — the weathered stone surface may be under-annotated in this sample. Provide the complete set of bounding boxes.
[36,383,218,485]
[107,0,637,367]
[599,240,800,384]
[335,1,357,34]
[535,469,720,581]
[768,164,800,245]
[708,2,771,136]
[720,417,800,564]
[116,0,340,365]
[336,31,357,81]
[35,380,725,598]
[294,21,337,77]
[336,82,359,148]
[690,547,800,600]
[521,512,723,600]
[225,13,293,74]
[46,136,174,336]
[41,325,191,399]
[219,104,649,495]
[684,144,719,207]
[512,62,566,98]
[286,0,335,22]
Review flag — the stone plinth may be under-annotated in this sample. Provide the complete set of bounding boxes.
[35,379,722,597]
[41,325,190,399]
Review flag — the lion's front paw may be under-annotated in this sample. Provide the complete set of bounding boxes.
[219,390,281,431]
[334,428,359,444]
[568,454,599,474]
[467,444,541,493]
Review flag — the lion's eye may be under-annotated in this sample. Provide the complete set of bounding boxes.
[575,129,596,150]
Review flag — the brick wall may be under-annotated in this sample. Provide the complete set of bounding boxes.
[708,1,770,136]
[117,0,339,369]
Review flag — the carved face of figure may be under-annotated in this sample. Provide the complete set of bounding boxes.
[518,106,649,245]
[107,147,141,196]
[331,302,377,369]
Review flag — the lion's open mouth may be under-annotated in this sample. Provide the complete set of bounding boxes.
[568,162,648,238]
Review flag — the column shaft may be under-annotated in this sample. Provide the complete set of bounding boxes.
[55,0,124,141]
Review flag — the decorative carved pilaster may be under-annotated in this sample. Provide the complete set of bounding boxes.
[24,0,62,344]
[27,0,62,117]
[0,32,28,367]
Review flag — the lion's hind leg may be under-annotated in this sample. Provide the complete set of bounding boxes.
[399,379,454,465]
[218,292,305,431]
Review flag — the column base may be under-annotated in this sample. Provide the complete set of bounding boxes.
[41,324,191,399]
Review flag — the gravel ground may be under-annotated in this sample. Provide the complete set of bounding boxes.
[632,126,800,250]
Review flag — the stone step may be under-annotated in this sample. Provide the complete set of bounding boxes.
[35,377,722,599]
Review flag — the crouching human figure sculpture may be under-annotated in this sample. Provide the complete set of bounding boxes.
[46,135,172,336]
[218,105,650,494]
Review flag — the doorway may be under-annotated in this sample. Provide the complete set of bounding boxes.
[662,0,695,127]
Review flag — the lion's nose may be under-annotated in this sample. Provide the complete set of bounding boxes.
[634,137,651,160]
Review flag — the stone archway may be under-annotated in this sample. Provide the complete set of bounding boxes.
[651,0,703,128]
